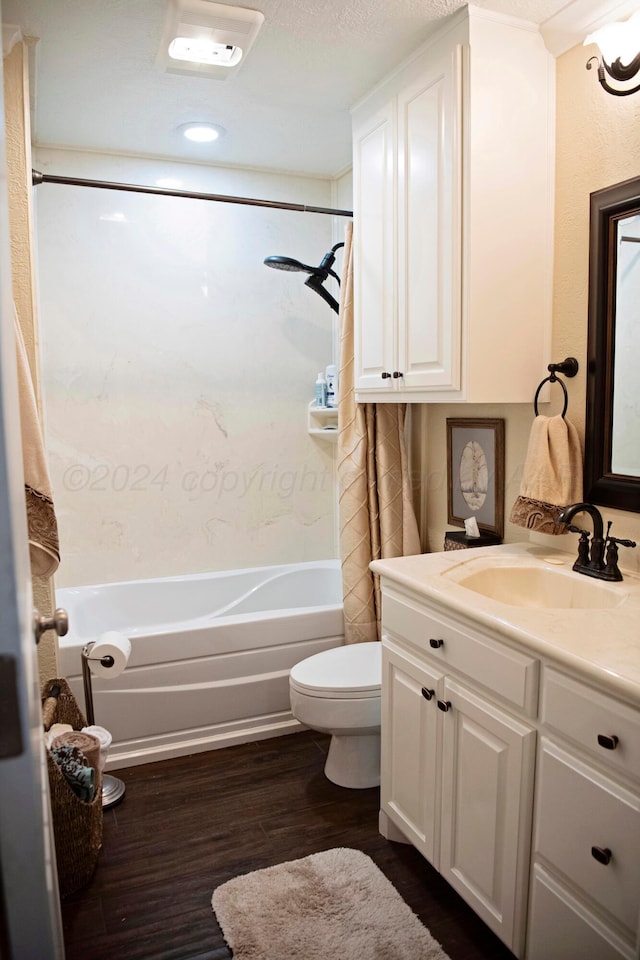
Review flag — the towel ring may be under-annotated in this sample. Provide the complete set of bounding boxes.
[533,357,578,419]
[534,375,568,417]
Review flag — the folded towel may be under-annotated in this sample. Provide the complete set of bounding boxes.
[52,731,101,774]
[510,415,583,535]
[49,744,96,802]
[44,722,73,749]
[82,725,112,772]
[14,306,60,577]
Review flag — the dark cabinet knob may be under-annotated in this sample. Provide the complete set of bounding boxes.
[437,699,451,712]
[591,846,612,866]
[381,371,391,379]
[392,371,404,378]
[429,638,444,649]
[421,687,434,701]
[597,734,619,750]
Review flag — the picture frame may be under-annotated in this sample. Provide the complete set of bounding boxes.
[447,418,505,538]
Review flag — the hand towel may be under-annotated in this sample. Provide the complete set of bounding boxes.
[510,415,583,535]
[14,306,60,576]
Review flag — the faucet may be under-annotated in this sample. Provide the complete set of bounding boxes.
[557,502,636,581]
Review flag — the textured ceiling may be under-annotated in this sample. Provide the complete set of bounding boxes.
[4,0,571,177]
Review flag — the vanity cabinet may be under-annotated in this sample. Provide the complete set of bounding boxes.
[377,569,640,960]
[527,669,640,960]
[381,589,537,955]
[351,6,554,403]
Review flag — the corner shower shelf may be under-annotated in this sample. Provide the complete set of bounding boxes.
[308,401,338,441]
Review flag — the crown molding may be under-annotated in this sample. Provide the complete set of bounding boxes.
[540,0,640,56]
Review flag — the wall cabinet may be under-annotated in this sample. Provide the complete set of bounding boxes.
[351,7,555,403]
[378,581,640,960]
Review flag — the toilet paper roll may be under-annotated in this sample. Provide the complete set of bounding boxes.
[89,631,131,678]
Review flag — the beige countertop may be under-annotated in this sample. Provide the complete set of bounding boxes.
[371,542,640,706]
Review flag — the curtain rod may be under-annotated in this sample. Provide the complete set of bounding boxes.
[31,170,353,218]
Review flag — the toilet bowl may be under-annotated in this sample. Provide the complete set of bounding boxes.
[289,641,381,789]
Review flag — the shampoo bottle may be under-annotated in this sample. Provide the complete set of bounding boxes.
[315,372,327,408]
[326,364,339,408]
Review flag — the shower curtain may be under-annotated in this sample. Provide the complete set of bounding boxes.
[337,222,421,644]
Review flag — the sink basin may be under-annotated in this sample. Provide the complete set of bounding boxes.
[444,559,626,610]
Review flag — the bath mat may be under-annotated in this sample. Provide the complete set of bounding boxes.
[211,847,451,960]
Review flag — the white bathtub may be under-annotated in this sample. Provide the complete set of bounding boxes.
[57,560,344,769]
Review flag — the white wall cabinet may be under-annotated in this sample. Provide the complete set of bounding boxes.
[378,579,640,960]
[351,6,554,403]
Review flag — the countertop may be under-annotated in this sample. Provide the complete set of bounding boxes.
[371,542,640,706]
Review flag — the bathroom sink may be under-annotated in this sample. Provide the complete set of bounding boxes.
[443,559,626,610]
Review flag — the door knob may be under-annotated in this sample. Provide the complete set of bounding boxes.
[34,608,69,645]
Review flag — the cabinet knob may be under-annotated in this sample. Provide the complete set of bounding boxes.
[421,687,435,701]
[381,371,391,379]
[597,734,619,751]
[429,638,444,649]
[392,371,404,378]
[591,846,612,866]
[437,699,451,712]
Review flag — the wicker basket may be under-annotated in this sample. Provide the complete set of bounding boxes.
[42,678,103,899]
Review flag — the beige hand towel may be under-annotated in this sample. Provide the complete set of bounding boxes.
[14,307,60,576]
[510,415,583,535]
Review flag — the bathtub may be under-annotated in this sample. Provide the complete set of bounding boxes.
[57,560,344,769]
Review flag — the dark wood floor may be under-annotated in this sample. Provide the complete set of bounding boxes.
[61,731,516,960]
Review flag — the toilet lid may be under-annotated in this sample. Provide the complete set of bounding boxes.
[289,642,381,699]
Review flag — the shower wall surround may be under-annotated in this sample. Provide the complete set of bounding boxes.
[34,149,344,586]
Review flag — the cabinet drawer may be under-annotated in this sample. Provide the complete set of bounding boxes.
[542,668,640,781]
[382,591,538,714]
[528,865,635,960]
[535,739,640,935]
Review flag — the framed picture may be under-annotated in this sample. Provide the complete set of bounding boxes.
[447,418,505,537]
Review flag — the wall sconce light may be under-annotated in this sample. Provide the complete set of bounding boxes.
[585,10,640,96]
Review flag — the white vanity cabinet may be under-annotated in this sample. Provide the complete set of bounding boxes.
[527,669,640,960]
[351,6,554,403]
[380,587,538,955]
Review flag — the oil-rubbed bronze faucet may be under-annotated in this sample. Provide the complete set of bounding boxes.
[557,502,636,581]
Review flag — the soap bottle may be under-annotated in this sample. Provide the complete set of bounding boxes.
[326,364,339,408]
[315,372,327,408]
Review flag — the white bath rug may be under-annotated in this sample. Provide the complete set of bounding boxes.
[211,847,451,960]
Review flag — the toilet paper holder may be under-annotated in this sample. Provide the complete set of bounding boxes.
[81,643,126,809]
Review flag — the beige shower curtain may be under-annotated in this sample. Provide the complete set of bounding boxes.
[337,222,421,644]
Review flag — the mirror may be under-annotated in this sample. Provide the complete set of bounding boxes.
[585,175,640,513]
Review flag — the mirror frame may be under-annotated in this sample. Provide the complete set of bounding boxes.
[585,175,640,513]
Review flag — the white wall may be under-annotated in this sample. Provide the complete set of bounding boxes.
[34,149,344,586]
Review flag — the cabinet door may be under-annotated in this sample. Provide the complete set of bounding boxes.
[381,640,442,865]
[352,100,396,392]
[396,45,462,392]
[440,678,535,955]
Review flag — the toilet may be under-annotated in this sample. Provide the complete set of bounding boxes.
[289,641,381,789]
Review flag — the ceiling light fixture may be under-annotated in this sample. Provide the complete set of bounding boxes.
[179,122,225,143]
[157,0,264,81]
[585,9,640,96]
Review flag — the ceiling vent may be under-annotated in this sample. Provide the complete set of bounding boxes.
[157,0,264,80]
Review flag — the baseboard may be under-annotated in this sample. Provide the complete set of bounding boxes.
[105,715,304,769]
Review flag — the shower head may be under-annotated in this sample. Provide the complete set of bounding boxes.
[263,255,317,273]
[263,242,344,313]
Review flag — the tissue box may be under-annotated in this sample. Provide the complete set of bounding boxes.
[444,531,502,551]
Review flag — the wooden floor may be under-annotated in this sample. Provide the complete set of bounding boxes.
[61,731,516,960]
